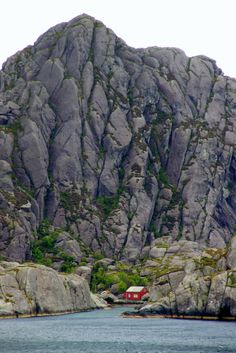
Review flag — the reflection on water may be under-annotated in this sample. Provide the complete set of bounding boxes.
[0,306,235,353]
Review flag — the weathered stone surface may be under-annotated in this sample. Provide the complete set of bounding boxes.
[0,13,236,300]
[76,266,92,283]
[128,241,236,319]
[0,262,97,317]
[100,291,118,303]
[227,237,236,269]
[90,293,108,308]
[55,232,82,262]
[0,15,236,262]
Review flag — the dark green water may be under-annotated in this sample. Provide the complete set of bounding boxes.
[0,306,235,353]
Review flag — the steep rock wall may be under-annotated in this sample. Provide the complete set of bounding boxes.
[0,14,236,264]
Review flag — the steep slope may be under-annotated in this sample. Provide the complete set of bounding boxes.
[0,14,236,268]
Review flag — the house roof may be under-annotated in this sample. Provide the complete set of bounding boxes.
[125,286,145,293]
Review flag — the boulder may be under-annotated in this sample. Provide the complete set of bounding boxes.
[0,262,96,318]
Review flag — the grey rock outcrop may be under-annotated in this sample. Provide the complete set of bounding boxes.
[125,239,236,319]
[0,13,236,268]
[0,261,97,318]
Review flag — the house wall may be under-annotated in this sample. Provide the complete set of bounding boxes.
[123,288,148,300]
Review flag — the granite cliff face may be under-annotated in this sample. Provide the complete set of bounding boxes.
[1,14,236,266]
[1,13,236,318]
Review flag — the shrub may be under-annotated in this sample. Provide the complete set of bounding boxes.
[157,167,169,187]
[96,195,119,217]
[90,264,149,293]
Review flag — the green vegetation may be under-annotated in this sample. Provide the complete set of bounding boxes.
[90,262,149,293]
[64,73,73,80]
[155,108,173,124]
[0,120,23,136]
[60,192,71,210]
[161,214,176,231]
[60,253,76,273]
[149,222,161,238]
[98,146,106,159]
[32,219,60,266]
[96,195,120,217]
[60,191,82,214]
[4,79,15,91]
[228,271,236,287]
[157,167,170,187]
[96,187,124,218]
[8,120,23,135]
[31,219,76,273]
[194,255,218,270]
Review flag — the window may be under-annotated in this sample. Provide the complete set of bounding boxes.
[134,294,138,299]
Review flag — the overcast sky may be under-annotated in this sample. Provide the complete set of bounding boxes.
[1,0,235,78]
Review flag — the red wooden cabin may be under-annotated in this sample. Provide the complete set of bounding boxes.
[123,286,148,301]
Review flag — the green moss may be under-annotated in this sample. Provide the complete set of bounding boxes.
[227,271,236,287]
[154,265,182,278]
[64,73,73,80]
[204,248,227,259]
[157,167,170,187]
[194,256,217,269]
[154,241,170,249]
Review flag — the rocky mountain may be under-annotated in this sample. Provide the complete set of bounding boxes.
[1,13,236,317]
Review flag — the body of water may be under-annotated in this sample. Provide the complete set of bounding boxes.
[0,306,235,353]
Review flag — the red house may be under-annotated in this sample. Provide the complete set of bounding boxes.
[123,286,148,301]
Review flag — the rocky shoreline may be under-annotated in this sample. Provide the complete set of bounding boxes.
[0,309,95,320]
[0,262,105,319]
[122,312,236,321]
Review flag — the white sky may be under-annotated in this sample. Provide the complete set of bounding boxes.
[0,0,235,78]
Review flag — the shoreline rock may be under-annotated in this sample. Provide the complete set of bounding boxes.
[122,312,236,321]
[0,261,101,319]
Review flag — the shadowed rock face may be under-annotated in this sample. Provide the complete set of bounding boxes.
[0,14,236,264]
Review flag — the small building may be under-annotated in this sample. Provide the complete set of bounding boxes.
[123,286,148,301]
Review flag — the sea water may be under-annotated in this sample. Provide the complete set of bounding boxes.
[0,306,235,353]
